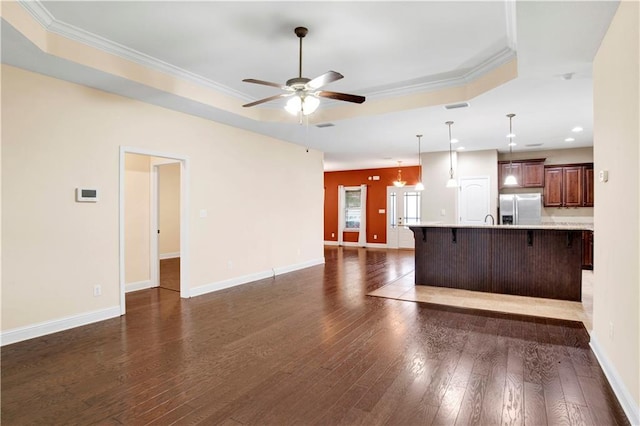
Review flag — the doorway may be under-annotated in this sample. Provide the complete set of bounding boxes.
[119,147,190,316]
[387,186,421,249]
[154,162,181,292]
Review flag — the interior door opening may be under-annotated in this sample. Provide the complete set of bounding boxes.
[120,147,189,316]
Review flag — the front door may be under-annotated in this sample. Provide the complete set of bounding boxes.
[387,186,421,249]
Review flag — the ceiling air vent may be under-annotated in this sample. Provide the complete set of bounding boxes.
[525,143,544,147]
[444,102,470,110]
[316,123,335,128]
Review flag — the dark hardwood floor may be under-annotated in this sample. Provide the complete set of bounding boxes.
[1,247,629,425]
[160,257,180,292]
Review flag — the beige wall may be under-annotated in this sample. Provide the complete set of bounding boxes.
[593,0,639,419]
[124,153,151,284]
[158,163,180,257]
[1,65,324,331]
[498,146,593,164]
[458,149,499,219]
[421,151,457,223]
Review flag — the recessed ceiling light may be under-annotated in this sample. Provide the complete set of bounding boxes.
[572,126,583,133]
[506,133,516,138]
[565,137,575,142]
[457,146,465,151]
[508,142,517,147]
[450,138,459,144]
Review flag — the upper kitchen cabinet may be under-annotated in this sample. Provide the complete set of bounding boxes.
[583,165,594,207]
[498,159,545,189]
[543,163,594,207]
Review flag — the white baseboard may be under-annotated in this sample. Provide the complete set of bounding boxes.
[341,241,366,247]
[273,257,325,275]
[590,333,640,425]
[1,306,121,347]
[125,280,154,293]
[324,241,388,249]
[159,252,180,260]
[190,257,325,298]
[367,242,388,248]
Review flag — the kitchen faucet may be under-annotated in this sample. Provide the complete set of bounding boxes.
[484,214,495,225]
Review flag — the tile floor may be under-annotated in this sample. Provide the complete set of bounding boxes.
[369,270,593,331]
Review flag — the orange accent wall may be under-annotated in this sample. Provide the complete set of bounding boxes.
[324,166,420,244]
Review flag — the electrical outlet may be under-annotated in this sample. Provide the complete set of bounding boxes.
[374,234,377,240]
[93,285,102,297]
[331,233,335,238]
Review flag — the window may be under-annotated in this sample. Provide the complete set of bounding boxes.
[344,188,361,230]
[403,191,421,225]
[389,192,397,226]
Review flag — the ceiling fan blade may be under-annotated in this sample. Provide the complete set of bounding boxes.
[242,78,289,90]
[243,93,292,108]
[317,91,366,104]
[307,71,344,89]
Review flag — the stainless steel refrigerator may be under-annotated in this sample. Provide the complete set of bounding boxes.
[499,193,542,225]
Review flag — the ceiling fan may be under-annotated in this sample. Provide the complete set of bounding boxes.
[242,26,365,115]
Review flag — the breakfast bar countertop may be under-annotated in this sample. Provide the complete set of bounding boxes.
[411,222,594,231]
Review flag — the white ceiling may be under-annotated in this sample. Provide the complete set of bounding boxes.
[1,1,619,170]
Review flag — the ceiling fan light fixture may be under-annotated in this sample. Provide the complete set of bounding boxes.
[285,95,320,116]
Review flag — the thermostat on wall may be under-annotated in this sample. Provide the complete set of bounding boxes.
[76,188,99,202]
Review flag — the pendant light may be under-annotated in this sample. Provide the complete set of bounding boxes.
[445,121,457,188]
[504,113,518,186]
[393,161,406,187]
[415,134,424,191]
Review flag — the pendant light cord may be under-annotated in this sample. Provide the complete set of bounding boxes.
[446,121,454,178]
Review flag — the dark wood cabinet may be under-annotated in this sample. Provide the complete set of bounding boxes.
[563,166,584,207]
[584,166,594,207]
[522,161,545,187]
[543,167,564,206]
[543,163,594,207]
[498,159,545,189]
[582,230,593,270]
[499,162,522,188]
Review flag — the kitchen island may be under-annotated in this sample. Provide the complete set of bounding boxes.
[409,224,592,302]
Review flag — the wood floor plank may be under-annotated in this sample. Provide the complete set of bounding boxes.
[0,246,630,426]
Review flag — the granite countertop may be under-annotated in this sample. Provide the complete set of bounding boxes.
[410,222,593,231]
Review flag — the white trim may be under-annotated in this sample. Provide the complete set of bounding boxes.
[125,280,154,293]
[190,258,325,298]
[190,270,274,298]
[324,241,339,246]
[150,164,159,288]
[367,243,388,249]
[120,146,190,318]
[341,241,367,248]
[590,334,640,425]
[1,306,120,346]
[273,258,325,276]
[159,252,180,260]
[17,0,516,104]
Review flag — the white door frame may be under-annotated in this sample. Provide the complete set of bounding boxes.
[119,146,190,316]
[149,159,181,290]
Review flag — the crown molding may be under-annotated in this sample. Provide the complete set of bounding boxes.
[17,0,252,101]
[18,0,518,105]
[365,47,516,100]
